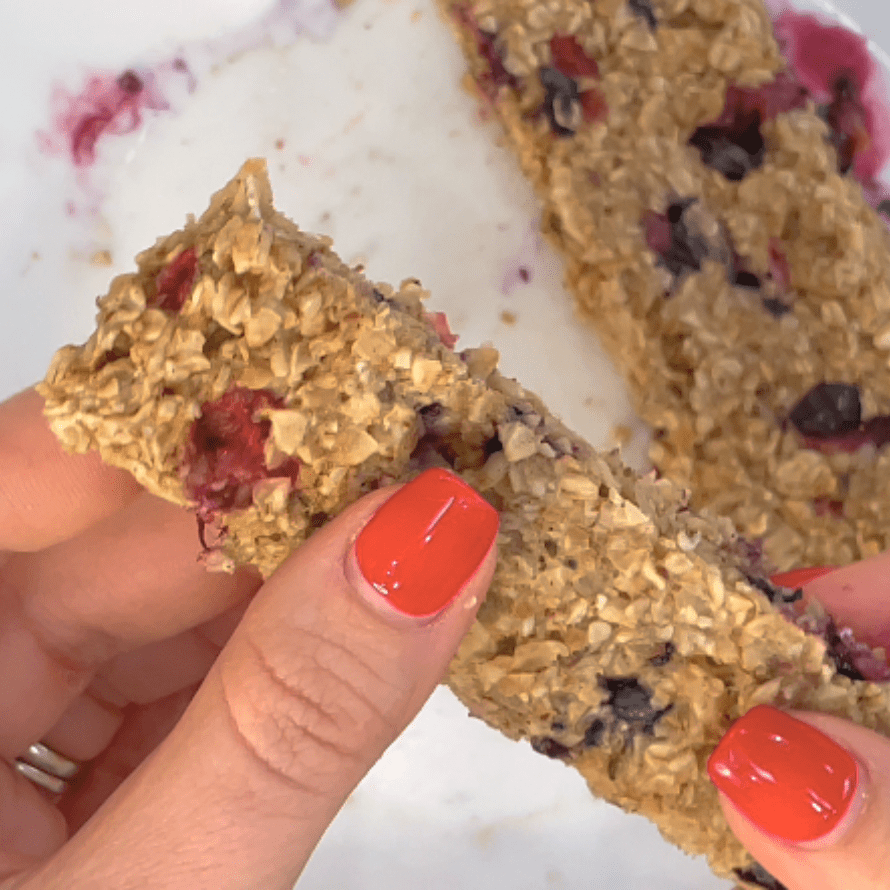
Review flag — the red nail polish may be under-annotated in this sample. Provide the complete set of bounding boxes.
[708,705,859,843]
[354,468,499,617]
[770,566,837,588]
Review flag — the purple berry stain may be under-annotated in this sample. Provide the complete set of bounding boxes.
[44,69,171,168]
[775,11,890,180]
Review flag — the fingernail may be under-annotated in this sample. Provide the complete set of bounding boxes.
[354,468,499,618]
[770,566,837,588]
[708,705,860,844]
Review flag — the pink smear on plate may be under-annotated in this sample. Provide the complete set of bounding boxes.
[774,10,890,181]
[502,223,543,295]
[38,64,185,168]
[37,0,342,174]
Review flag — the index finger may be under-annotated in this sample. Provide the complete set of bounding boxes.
[803,551,890,652]
[0,388,142,552]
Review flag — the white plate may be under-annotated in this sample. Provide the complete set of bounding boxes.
[1,1,886,888]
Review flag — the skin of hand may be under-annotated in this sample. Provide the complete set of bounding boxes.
[3,386,890,890]
[0,387,498,890]
[709,554,890,890]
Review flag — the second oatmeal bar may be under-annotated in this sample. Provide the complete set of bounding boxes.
[37,161,890,889]
[438,0,890,573]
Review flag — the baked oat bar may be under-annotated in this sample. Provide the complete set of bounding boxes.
[437,0,890,574]
[37,161,890,889]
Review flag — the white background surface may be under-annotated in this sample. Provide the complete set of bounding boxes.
[0,1,887,888]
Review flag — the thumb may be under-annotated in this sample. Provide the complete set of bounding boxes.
[709,707,890,890]
[28,468,499,890]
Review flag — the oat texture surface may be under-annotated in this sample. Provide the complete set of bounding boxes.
[439,0,890,575]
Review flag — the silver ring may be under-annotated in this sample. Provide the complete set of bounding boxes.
[14,742,82,794]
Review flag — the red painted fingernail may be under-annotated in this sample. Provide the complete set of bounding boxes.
[354,468,499,617]
[770,566,837,588]
[708,705,859,843]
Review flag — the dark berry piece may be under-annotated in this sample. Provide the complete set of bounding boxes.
[543,539,558,557]
[181,387,300,521]
[477,28,520,95]
[825,618,868,681]
[735,863,790,890]
[649,642,675,666]
[483,435,504,457]
[419,401,445,426]
[688,74,807,183]
[789,383,862,438]
[117,70,143,94]
[822,75,870,174]
[94,336,131,371]
[762,297,791,317]
[878,199,890,217]
[733,270,761,289]
[583,718,606,747]
[629,0,657,29]
[152,247,199,313]
[531,737,572,759]
[540,67,582,137]
[600,677,671,733]
[746,575,803,605]
[689,111,765,181]
[308,511,330,529]
[643,201,710,280]
[813,496,845,518]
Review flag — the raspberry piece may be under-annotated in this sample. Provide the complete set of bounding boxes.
[689,74,807,181]
[549,34,599,78]
[181,387,300,520]
[424,311,458,348]
[152,248,199,313]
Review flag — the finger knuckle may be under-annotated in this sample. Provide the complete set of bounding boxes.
[220,631,397,794]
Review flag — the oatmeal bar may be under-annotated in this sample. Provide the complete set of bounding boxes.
[438,0,890,574]
[37,161,890,889]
